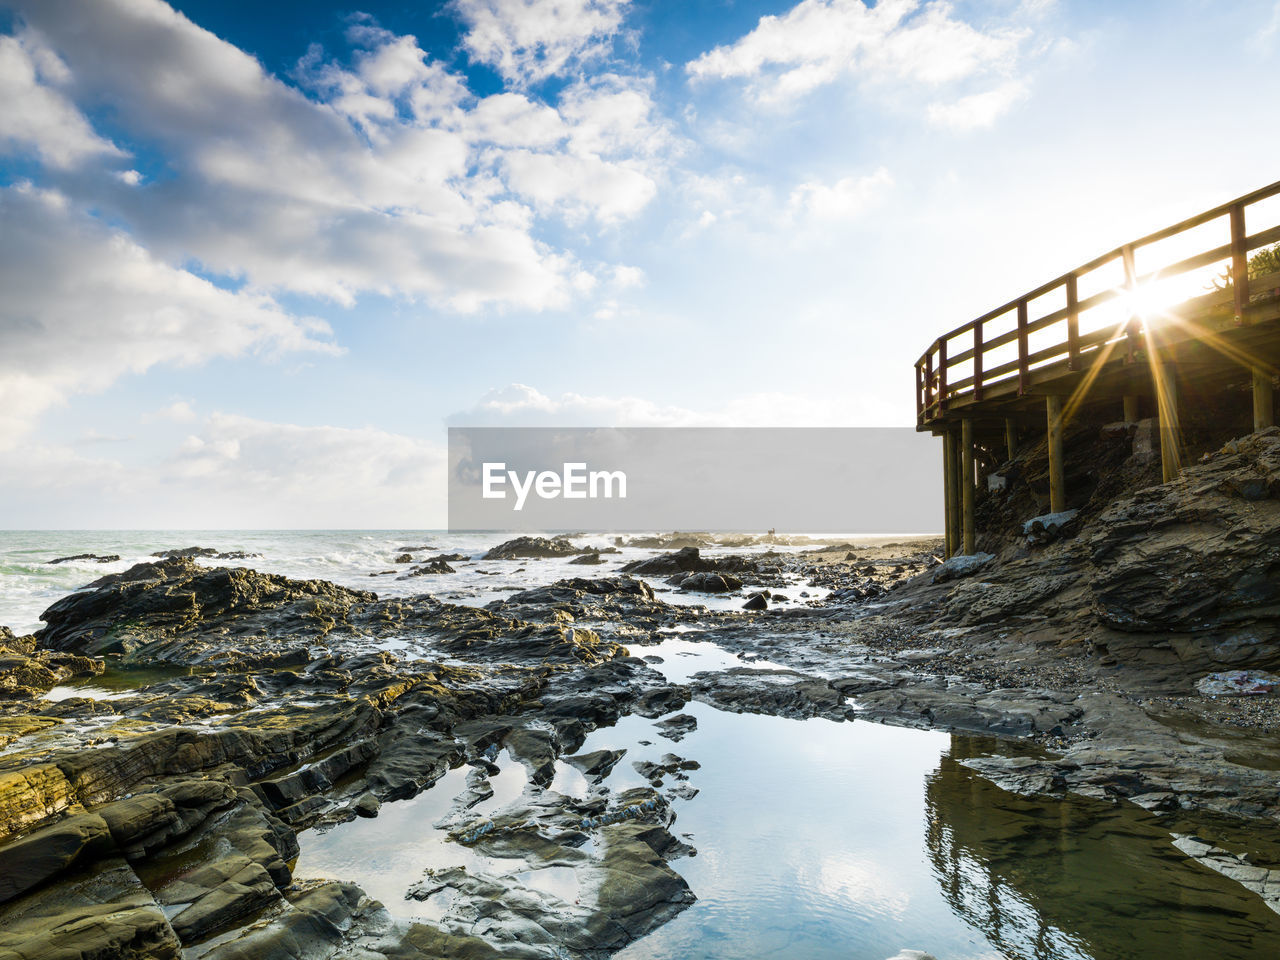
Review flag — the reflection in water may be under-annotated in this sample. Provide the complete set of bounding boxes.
[925,736,1280,960]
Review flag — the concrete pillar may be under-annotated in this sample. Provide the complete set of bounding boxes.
[1123,395,1141,423]
[1005,419,1018,462]
[1254,368,1275,432]
[1046,395,1066,513]
[961,418,975,555]
[1156,364,1182,482]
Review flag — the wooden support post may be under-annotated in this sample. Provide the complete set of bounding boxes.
[1156,363,1182,482]
[1046,396,1066,514]
[947,430,962,557]
[1254,368,1274,432]
[961,419,975,555]
[1123,395,1140,423]
[1231,202,1249,326]
[942,432,954,558]
[1005,418,1018,462]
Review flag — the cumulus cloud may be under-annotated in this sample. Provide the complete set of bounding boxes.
[687,0,1028,108]
[789,166,892,219]
[163,413,445,526]
[4,0,668,314]
[0,415,445,528]
[451,0,630,86]
[0,33,123,167]
[447,383,856,427]
[927,79,1028,130]
[0,184,337,449]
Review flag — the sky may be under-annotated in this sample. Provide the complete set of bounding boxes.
[2,0,1280,528]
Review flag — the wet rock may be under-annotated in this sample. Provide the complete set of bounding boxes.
[399,558,455,577]
[622,547,755,577]
[1024,509,1079,546]
[394,553,414,563]
[159,854,279,942]
[0,812,113,903]
[0,645,103,698]
[691,667,845,720]
[1195,670,1280,696]
[743,592,768,611]
[570,552,606,565]
[566,748,626,779]
[931,552,995,583]
[48,554,120,565]
[654,713,697,742]
[352,792,380,818]
[150,547,260,561]
[676,572,743,593]
[0,858,182,960]
[483,536,578,560]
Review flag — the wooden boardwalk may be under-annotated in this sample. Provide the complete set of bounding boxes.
[915,180,1280,557]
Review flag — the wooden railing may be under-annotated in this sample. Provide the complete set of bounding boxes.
[916,179,1280,424]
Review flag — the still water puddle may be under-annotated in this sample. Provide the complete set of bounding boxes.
[294,640,1280,960]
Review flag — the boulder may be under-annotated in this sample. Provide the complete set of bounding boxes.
[931,553,995,584]
[482,537,578,560]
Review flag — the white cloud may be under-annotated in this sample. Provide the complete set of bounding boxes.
[790,166,893,219]
[0,34,123,167]
[0,416,445,528]
[6,0,666,314]
[687,0,1027,105]
[447,383,863,427]
[0,184,336,449]
[149,400,198,423]
[450,0,630,86]
[501,150,656,223]
[927,79,1028,130]
[448,383,702,426]
[163,413,444,526]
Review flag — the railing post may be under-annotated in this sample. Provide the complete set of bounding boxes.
[973,321,984,401]
[1066,274,1080,371]
[1231,202,1249,325]
[925,350,934,413]
[1016,299,1029,394]
[915,363,924,422]
[1122,244,1140,362]
[938,338,948,409]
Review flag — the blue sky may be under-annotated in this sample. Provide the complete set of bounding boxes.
[2,0,1280,527]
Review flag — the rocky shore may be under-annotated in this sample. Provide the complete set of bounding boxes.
[4,429,1280,958]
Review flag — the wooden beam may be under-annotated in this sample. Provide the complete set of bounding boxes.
[1046,396,1066,513]
[1231,202,1249,325]
[1016,300,1029,394]
[948,431,962,554]
[1005,418,1018,461]
[1156,363,1182,482]
[942,431,954,558]
[1123,395,1140,423]
[1255,368,1275,431]
[961,418,975,555]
